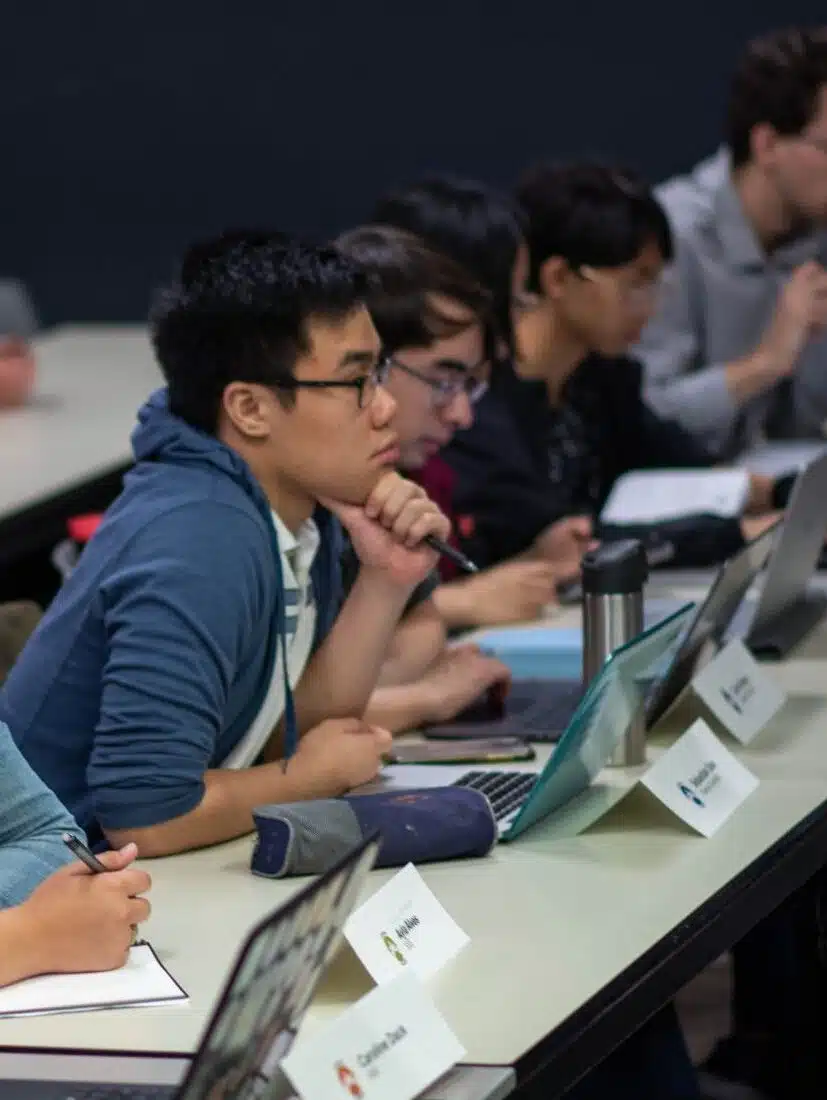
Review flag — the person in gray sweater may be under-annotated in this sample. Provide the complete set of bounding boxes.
[636,27,827,459]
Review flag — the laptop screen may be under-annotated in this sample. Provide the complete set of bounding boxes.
[644,521,779,728]
[507,604,694,838]
[177,835,380,1100]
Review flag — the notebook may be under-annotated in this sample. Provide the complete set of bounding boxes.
[0,943,187,1019]
[601,468,749,525]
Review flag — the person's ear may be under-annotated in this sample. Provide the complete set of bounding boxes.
[222,382,274,439]
[750,122,782,168]
[538,256,571,302]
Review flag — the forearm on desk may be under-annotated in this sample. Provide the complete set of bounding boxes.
[103,763,307,858]
[432,578,480,631]
[291,569,412,732]
[377,599,445,687]
[365,682,439,734]
[0,906,46,986]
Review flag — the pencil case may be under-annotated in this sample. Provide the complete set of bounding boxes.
[250,786,497,878]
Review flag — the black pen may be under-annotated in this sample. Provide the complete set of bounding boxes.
[62,833,144,947]
[62,832,108,873]
[424,535,479,575]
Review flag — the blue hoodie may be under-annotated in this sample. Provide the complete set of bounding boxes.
[0,390,342,846]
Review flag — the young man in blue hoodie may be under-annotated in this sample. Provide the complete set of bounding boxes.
[0,233,450,857]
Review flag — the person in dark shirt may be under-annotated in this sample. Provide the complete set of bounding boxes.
[334,226,512,732]
[375,168,788,572]
[370,181,592,619]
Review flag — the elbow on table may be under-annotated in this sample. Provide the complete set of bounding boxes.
[101,779,244,858]
[103,822,186,859]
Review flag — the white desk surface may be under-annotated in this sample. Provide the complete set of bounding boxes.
[3,576,827,1080]
[0,325,159,521]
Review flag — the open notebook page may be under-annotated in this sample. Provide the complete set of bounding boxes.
[0,943,187,1018]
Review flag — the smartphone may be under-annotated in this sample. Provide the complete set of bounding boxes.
[386,737,535,766]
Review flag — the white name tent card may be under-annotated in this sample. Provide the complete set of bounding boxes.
[344,863,469,985]
[641,719,759,837]
[691,638,786,745]
[282,971,464,1100]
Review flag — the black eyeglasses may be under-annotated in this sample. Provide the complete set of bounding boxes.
[273,357,392,409]
[388,357,489,408]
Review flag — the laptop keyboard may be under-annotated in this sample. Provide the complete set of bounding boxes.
[510,682,583,741]
[453,770,536,823]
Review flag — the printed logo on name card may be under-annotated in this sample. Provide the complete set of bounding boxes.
[679,758,721,807]
[380,932,408,967]
[720,680,749,715]
[641,719,758,837]
[678,782,705,808]
[335,1061,364,1098]
[345,864,469,984]
[692,639,786,745]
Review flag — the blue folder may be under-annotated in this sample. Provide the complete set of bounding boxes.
[475,626,583,681]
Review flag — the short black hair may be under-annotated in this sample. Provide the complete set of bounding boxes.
[727,27,827,168]
[335,225,491,356]
[516,161,673,288]
[150,230,369,433]
[370,176,523,352]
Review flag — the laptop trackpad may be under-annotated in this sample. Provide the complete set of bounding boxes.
[353,763,473,795]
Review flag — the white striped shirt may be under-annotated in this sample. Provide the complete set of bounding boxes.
[221,511,319,769]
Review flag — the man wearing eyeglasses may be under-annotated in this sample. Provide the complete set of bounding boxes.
[335,226,521,733]
[1,232,451,856]
[636,27,827,461]
[436,162,786,577]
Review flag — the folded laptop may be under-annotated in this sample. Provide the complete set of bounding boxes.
[0,834,381,1100]
[365,605,693,840]
[727,451,827,658]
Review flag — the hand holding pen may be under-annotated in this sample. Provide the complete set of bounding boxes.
[62,834,151,949]
[9,838,152,980]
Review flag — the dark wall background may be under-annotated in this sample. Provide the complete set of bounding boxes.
[2,1,825,324]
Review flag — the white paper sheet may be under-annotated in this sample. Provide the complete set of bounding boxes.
[0,943,187,1018]
[601,469,749,525]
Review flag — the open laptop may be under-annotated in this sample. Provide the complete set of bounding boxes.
[727,451,827,658]
[426,522,778,745]
[643,518,779,727]
[362,604,693,840]
[0,833,381,1100]
[423,593,688,744]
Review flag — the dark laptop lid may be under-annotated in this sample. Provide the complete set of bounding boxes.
[645,520,779,729]
[749,451,827,634]
[177,832,380,1100]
